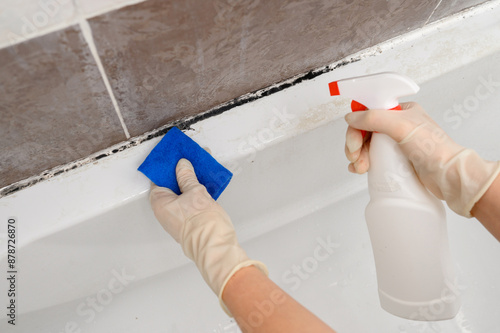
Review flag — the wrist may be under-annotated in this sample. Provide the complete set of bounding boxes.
[439,150,500,217]
[218,260,269,316]
[469,160,500,218]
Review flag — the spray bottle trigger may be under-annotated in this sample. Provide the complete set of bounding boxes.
[351,100,368,138]
[351,100,368,112]
[349,101,402,138]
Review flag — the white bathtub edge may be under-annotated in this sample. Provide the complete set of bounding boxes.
[1,2,500,250]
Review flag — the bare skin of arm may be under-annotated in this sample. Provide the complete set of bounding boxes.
[471,173,500,241]
[222,265,337,333]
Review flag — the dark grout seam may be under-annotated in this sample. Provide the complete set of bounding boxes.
[0,56,360,199]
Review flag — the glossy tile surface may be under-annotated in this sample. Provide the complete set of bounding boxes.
[0,25,126,188]
[0,0,491,189]
[89,0,446,136]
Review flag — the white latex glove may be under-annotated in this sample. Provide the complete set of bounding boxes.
[344,102,500,218]
[149,158,268,315]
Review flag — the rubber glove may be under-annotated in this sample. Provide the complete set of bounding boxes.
[149,158,268,315]
[344,102,500,218]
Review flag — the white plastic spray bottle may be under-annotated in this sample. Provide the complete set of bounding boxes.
[329,72,461,320]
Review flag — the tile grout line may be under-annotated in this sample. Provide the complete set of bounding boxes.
[1,0,499,199]
[0,0,147,50]
[423,0,444,26]
[78,18,131,139]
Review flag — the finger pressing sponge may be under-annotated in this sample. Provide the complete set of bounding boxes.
[138,127,232,200]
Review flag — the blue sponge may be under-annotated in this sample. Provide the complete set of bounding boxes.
[138,127,232,200]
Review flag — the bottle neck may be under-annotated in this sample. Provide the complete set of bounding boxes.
[367,133,428,199]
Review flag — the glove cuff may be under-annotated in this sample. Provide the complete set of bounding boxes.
[440,149,500,217]
[465,159,500,218]
[180,211,268,316]
[218,260,269,317]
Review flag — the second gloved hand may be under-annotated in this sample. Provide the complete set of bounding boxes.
[344,102,500,217]
[149,158,268,315]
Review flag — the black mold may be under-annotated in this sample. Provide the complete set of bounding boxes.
[94,154,107,160]
[0,57,360,198]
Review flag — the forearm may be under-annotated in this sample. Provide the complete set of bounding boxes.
[222,265,336,333]
[471,173,500,241]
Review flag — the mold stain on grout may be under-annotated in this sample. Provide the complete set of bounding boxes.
[0,56,362,199]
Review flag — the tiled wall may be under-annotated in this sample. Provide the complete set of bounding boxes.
[0,0,489,191]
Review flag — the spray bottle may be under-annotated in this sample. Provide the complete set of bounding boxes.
[329,72,461,320]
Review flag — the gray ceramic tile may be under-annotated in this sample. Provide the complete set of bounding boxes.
[89,0,441,137]
[427,0,488,23]
[0,25,126,189]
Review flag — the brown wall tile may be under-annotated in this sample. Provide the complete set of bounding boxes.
[0,25,127,189]
[1,0,489,190]
[89,0,444,137]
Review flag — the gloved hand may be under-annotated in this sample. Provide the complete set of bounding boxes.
[149,158,268,315]
[344,102,500,218]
